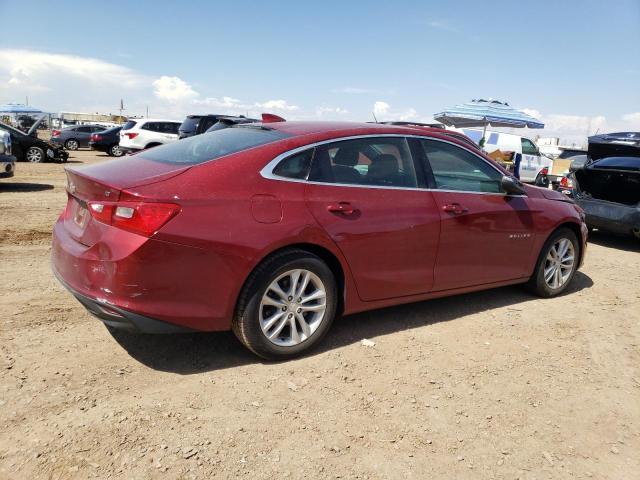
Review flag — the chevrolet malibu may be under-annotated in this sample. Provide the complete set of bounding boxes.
[51,120,588,359]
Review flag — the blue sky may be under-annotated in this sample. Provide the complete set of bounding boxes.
[1,0,639,141]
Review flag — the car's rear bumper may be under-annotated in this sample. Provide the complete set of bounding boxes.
[577,197,640,236]
[54,271,193,333]
[51,218,238,332]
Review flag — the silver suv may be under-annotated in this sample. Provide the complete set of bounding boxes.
[0,130,16,178]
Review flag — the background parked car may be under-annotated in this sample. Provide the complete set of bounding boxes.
[89,126,123,157]
[0,121,68,163]
[50,125,107,150]
[0,130,16,178]
[548,147,588,192]
[119,119,181,153]
[204,116,258,133]
[457,128,552,184]
[569,132,640,238]
[178,114,256,138]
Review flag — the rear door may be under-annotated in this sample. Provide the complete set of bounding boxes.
[419,138,536,291]
[75,126,93,147]
[303,136,441,301]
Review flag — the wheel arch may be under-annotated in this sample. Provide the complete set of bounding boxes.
[557,220,585,266]
[238,242,347,317]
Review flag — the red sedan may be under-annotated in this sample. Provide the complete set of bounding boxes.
[51,119,587,359]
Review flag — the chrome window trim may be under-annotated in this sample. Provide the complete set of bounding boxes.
[259,134,520,196]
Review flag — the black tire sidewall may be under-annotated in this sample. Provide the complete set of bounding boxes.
[110,144,122,157]
[235,253,337,359]
[26,147,44,163]
[530,228,579,297]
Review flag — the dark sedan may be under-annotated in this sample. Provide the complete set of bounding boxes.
[89,126,123,157]
[50,125,108,150]
[0,121,68,163]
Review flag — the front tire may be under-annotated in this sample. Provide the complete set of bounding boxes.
[233,249,338,360]
[65,139,79,151]
[25,146,45,163]
[526,227,579,297]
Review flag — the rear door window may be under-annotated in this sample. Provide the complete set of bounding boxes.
[308,137,418,188]
[421,139,503,193]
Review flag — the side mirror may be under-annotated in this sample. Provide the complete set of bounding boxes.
[569,155,588,172]
[501,175,527,195]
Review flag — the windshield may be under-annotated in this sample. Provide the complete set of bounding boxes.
[137,126,290,165]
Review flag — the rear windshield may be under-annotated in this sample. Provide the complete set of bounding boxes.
[122,120,137,130]
[179,117,201,133]
[102,126,122,134]
[137,126,290,165]
[558,149,586,159]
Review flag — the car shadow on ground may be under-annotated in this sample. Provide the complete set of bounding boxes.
[0,182,54,192]
[109,271,593,375]
[588,230,640,252]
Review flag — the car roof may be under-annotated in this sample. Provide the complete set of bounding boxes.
[256,120,464,138]
[131,118,182,124]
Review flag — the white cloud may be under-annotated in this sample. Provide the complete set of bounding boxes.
[152,76,198,102]
[622,112,640,128]
[256,99,298,111]
[373,101,390,117]
[315,106,349,118]
[373,101,419,122]
[195,96,298,117]
[0,49,148,92]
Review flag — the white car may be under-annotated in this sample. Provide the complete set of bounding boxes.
[455,128,552,184]
[119,119,182,153]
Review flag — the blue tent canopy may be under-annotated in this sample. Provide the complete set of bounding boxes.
[0,104,44,114]
[434,99,544,129]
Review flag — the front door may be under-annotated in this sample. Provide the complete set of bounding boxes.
[419,138,536,291]
[304,136,441,301]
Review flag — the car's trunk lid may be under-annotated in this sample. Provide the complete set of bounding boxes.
[63,156,190,246]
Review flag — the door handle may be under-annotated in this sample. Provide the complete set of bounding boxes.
[327,202,355,215]
[442,203,468,215]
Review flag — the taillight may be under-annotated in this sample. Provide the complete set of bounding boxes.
[88,201,180,236]
[52,130,60,137]
[92,134,102,141]
[540,167,549,176]
[560,176,573,188]
[124,132,138,139]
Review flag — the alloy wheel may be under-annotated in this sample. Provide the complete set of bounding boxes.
[259,269,327,347]
[66,140,79,150]
[110,145,122,156]
[543,238,575,289]
[26,148,43,162]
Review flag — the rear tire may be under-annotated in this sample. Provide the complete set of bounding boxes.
[526,227,579,297]
[65,139,79,151]
[109,144,123,157]
[232,249,338,360]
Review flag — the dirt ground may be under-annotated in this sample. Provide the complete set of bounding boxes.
[1,150,639,480]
